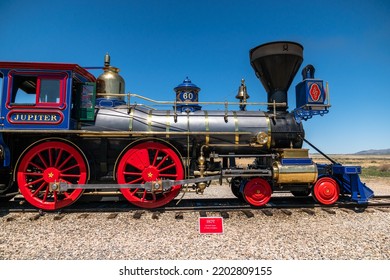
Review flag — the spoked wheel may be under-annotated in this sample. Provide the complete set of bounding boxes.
[241,177,272,207]
[16,140,87,210]
[116,141,184,208]
[312,177,340,205]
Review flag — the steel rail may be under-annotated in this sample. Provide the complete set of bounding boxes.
[2,196,390,214]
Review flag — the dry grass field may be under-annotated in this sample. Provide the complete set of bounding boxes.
[310,154,390,177]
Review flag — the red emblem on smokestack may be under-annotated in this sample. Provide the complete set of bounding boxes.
[309,83,321,102]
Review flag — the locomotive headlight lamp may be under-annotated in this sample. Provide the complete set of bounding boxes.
[256,132,269,145]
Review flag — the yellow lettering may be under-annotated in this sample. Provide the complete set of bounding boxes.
[11,113,61,123]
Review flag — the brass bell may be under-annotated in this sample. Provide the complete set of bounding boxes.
[235,79,249,110]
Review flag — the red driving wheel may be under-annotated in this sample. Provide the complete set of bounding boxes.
[17,140,87,210]
[242,177,272,207]
[116,141,184,208]
[312,177,340,205]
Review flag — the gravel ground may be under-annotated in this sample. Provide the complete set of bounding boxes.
[0,178,389,260]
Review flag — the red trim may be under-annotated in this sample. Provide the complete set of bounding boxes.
[36,75,66,107]
[0,61,96,82]
[5,70,68,110]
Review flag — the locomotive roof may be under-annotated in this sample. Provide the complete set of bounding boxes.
[0,61,96,81]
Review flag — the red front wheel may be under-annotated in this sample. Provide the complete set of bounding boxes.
[242,177,272,207]
[116,141,184,208]
[312,177,340,205]
[17,140,87,210]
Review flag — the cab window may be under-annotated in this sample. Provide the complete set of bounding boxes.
[11,75,37,104]
[10,74,65,106]
[39,79,61,103]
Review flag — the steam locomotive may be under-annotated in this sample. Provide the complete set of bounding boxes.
[0,41,373,210]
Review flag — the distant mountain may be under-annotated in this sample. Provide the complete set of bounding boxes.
[355,149,390,155]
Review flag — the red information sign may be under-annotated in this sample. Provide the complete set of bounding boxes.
[199,217,224,234]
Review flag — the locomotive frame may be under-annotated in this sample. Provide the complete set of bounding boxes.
[0,41,374,210]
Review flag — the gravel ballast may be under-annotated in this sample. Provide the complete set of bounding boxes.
[1,179,389,260]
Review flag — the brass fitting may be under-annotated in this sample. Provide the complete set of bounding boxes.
[196,145,208,193]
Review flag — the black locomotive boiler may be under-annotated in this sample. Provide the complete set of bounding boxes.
[0,41,373,210]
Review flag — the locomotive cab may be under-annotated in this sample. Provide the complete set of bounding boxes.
[0,62,96,200]
[0,62,96,130]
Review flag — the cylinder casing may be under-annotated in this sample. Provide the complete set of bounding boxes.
[89,105,304,154]
[272,161,318,184]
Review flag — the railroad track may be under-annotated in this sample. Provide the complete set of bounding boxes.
[1,195,390,217]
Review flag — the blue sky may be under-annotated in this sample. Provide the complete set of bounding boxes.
[0,0,389,154]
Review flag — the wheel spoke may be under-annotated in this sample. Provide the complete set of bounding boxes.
[155,154,169,169]
[123,171,143,176]
[140,190,147,202]
[152,149,159,166]
[37,152,49,169]
[57,154,73,170]
[23,177,44,188]
[130,188,139,196]
[59,163,80,173]
[42,187,49,202]
[53,191,58,203]
[28,161,45,172]
[128,177,143,184]
[32,182,47,197]
[54,148,63,167]
[22,172,44,177]
[158,162,176,173]
[48,148,53,166]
